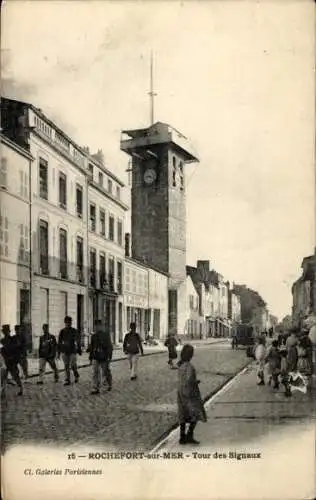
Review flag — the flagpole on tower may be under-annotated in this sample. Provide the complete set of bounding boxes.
[148,50,157,125]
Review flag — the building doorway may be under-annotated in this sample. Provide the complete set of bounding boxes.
[118,302,123,342]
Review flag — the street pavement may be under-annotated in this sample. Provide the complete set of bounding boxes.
[2,340,249,452]
[24,337,227,377]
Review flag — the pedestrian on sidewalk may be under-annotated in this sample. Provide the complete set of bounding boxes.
[164,334,178,369]
[1,325,23,396]
[255,336,267,386]
[57,316,82,386]
[87,319,113,395]
[281,327,299,397]
[297,330,313,388]
[123,322,144,380]
[14,325,29,381]
[37,324,59,385]
[177,344,207,445]
[265,340,281,389]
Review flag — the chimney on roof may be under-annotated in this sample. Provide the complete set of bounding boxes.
[197,260,210,273]
[92,149,105,165]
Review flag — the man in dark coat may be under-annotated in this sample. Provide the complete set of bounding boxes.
[87,319,113,395]
[123,322,143,380]
[1,324,23,396]
[57,316,82,386]
[37,324,59,384]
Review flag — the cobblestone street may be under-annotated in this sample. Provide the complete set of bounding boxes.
[2,343,249,451]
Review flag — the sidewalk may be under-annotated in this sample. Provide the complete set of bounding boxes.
[24,337,228,378]
[155,363,316,500]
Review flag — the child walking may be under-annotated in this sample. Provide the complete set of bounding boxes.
[177,344,207,445]
[164,334,178,369]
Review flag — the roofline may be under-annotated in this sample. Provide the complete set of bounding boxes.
[88,179,129,211]
[2,96,125,186]
[0,133,34,161]
[87,155,125,187]
[125,256,169,277]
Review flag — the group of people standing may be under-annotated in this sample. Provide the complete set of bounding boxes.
[255,326,313,397]
[0,318,147,399]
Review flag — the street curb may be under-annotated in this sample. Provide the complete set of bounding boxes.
[149,360,252,453]
[25,339,229,379]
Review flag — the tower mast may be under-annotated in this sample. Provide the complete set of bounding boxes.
[148,51,157,125]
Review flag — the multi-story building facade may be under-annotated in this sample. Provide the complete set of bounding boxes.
[1,97,129,347]
[186,261,231,337]
[184,275,201,338]
[228,289,241,324]
[124,257,168,339]
[86,151,127,342]
[0,134,33,346]
[292,254,316,328]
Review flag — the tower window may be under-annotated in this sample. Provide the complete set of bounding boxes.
[172,156,177,187]
[179,161,184,191]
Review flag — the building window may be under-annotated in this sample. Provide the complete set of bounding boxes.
[39,220,49,275]
[99,253,106,289]
[19,224,29,263]
[19,170,28,198]
[98,171,103,186]
[100,209,106,236]
[76,236,84,283]
[0,214,9,257]
[89,248,96,288]
[89,204,96,232]
[59,228,68,279]
[179,161,184,191]
[117,261,122,294]
[0,158,8,189]
[117,220,123,246]
[109,215,114,241]
[109,257,115,291]
[59,172,67,209]
[88,164,94,178]
[76,184,83,218]
[172,156,176,187]
[39,157,48,199]
[125,267,130,292]
[108,179,113,194]
[132,269,136,293]
[116,186,121,199]
[189,295,194,310]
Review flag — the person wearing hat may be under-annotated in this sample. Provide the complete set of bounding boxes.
[177,344,207,445]
[1,325,23,396]
[123,322,144,380]
[57,316,82,386]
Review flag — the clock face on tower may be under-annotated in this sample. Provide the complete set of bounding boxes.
[143,168,157,185]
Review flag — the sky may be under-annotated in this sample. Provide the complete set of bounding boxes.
[2,1,315,319]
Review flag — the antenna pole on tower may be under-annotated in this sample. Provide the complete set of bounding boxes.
[148,50,157,125]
